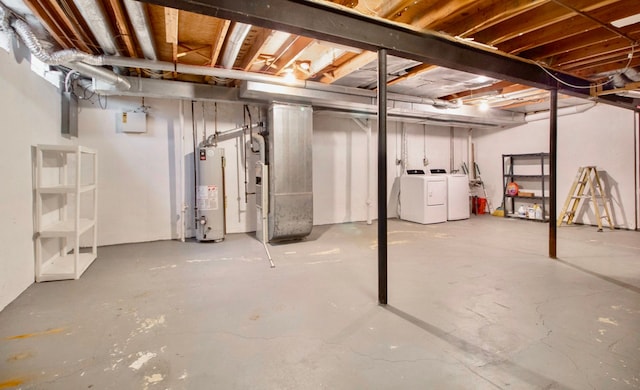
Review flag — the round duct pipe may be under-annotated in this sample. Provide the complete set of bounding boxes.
[221,22,252,69]
[525,103,596,122]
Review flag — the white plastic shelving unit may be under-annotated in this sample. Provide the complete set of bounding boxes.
[34,145,98,282]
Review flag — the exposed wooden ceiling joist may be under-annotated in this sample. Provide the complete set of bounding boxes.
[164,7,178,63]
[209,19,230,67]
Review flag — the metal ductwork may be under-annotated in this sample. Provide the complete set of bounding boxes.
[8,16,130,90]
[268,103,314,241]
[96,56,460,108]
[69,61,131,91]
[72,0,119,55]
[123,0,157,60]
[525,103,596,122]
[11,18,98,65]
[221,22,252,69]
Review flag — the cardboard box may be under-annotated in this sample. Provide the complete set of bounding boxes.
[518,191,534,197]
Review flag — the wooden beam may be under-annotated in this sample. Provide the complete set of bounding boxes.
[319,0,440,84]
[178,44,212,62]
[434,0,548,38]
[412,0,480,31]
[474,0,620,46]
[164,7,179,63]
[106,0,137,57]
[45,0,94,52]
[521,27,619,60]
[238,27,273,70]
[440,80,519,100]
[22,0,73,48]
[596,81,640,96]
[319,50,374,83]
[387,64,436,86]
[499,2,640,54]
[553,38,634,68]
[210,19,231,67]
[273,36,315,75]
[562,49,637,71]
[574,55,640,78]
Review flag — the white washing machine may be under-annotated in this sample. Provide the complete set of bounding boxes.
[400,172,447,224]
[446,174,470,220]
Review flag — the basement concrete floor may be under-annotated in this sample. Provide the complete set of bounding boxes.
[1,216,639,389]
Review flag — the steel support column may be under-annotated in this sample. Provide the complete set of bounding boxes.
[549,89,558,259]
[378,49,388,305]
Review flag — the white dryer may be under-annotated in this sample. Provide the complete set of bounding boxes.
[400,172,447,224]
[446,174,470,220]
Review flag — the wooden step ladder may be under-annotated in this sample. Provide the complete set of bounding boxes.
[557,166,614,231]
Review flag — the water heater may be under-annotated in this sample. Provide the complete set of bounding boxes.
[196,146,225,242]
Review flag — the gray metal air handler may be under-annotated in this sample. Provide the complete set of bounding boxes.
[263,103,314,242]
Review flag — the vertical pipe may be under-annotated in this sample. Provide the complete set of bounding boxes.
[367,120,372,225]
[179,100,186,242]
[549,89,558,259]
[192,101,198,229]
[450,126,454,172]
[377,49,388,305]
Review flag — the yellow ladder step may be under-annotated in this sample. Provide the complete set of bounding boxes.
[558,166,614,231]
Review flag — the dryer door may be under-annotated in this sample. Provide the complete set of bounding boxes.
[427,179,447,206]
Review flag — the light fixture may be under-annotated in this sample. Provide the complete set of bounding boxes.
[283,69,297,83]
[479,100,490,112]
[611,14,640,28]
[298,60,311,71]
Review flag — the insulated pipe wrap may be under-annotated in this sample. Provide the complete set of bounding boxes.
[0,4,12,36]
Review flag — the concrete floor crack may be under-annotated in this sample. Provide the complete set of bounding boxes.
[455,356,504,389]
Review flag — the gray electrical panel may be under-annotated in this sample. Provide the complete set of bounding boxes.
[196,146,225,242]
[268,103,313,241]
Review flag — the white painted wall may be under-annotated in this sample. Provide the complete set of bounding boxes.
[312,115,469,223]
[474,104,638,230]
[78,98,258,246]
[0,43,71,311]
[80,102,472,246]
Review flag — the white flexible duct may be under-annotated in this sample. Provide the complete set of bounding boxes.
[72,0,119,55]
[221,22,252,69]
[123,0,156,60]
[11,18,99,65]
[525,103,596,122]
[10,18,130,90]
[0,3,12,36]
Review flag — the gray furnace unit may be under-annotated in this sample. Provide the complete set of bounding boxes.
[196,146,225,242]
[268,103,313,241]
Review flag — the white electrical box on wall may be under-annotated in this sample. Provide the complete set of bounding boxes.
[120,112,147,133]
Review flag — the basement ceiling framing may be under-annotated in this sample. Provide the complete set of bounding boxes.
[3,0,640,112]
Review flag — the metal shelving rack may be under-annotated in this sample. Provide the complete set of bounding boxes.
[34,145,98,282]
[502,153,549,222]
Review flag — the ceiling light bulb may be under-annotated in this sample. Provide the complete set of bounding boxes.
[479,100,490,111]
[299,61,311,71]
[284,72,297,83]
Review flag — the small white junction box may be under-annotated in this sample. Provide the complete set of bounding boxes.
[120,112,147,133]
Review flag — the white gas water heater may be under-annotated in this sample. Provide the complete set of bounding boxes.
[196,146,225,242]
